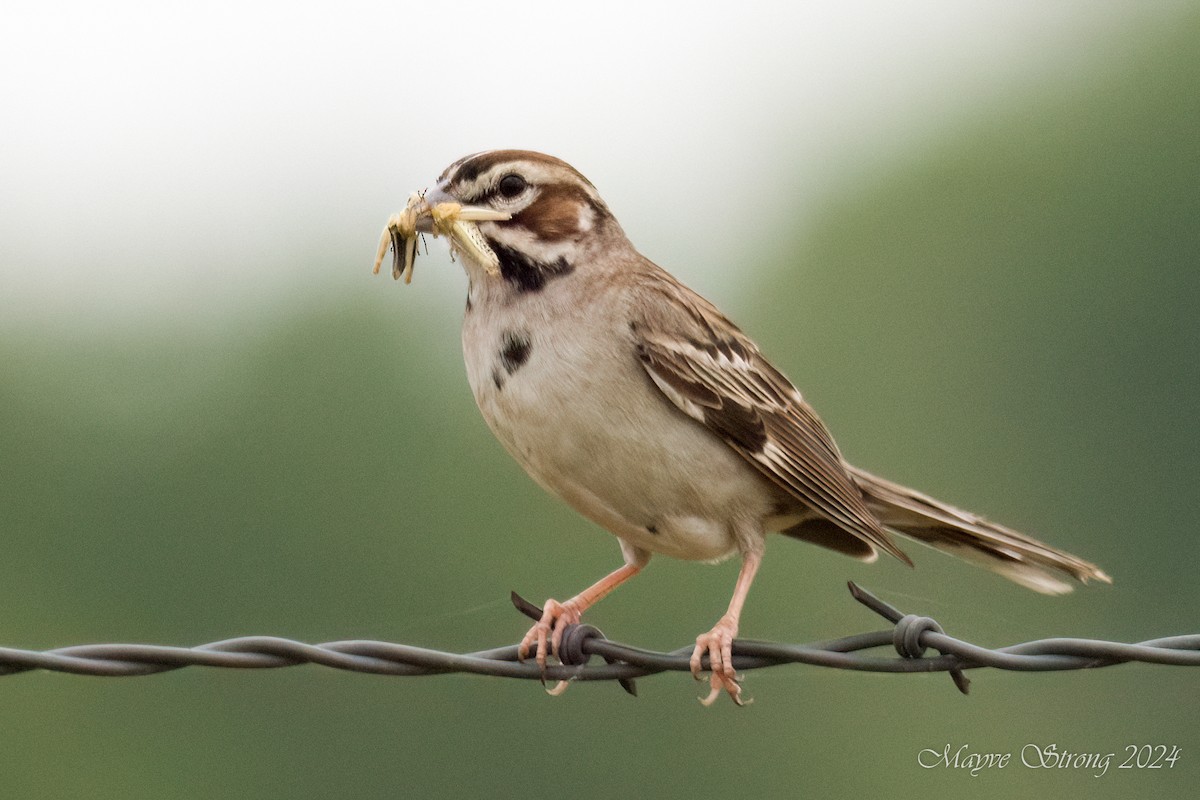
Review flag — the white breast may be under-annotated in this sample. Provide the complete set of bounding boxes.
[460,274,780,562]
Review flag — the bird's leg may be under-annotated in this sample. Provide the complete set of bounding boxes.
[518,561,643,674]
[691,549,762,706]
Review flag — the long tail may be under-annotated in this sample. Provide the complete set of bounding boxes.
[848,465,1111,595]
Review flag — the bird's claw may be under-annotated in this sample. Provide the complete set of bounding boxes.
[690,615,749,706]
[517,597,583,690]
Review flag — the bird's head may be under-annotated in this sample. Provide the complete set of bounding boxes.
[376,150,627,293]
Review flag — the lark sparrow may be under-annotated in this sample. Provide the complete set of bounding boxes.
[374,150,1110,704]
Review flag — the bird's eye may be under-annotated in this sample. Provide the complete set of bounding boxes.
[497,173,527,198]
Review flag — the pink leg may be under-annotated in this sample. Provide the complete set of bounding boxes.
[518,561,643,673]
[690,550,762,706]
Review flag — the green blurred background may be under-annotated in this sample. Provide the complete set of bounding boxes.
[1,3,1197,798]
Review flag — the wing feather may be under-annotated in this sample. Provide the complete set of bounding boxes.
[632,281,911,565]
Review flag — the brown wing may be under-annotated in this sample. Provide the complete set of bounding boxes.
[631,281,912,566]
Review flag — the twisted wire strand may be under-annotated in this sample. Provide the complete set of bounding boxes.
[3,584,1196,696]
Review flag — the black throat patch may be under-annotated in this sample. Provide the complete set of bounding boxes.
[491,241,574,294]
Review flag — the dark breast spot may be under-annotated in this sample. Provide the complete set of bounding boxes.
[499,329,532,375]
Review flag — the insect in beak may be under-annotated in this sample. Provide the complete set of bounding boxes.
[373,192,511,283]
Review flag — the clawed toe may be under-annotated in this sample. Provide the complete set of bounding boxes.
[699,669,747,706]
[691,615,749,706]
[517,598,582,686]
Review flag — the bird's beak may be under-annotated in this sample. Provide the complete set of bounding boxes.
[373,184,511,282]
[410,184,453,234]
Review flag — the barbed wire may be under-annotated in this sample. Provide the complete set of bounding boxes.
[2,583,1196,696]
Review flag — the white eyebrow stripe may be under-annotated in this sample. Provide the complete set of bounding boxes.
[450,156,606,209]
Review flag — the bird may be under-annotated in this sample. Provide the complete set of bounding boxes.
[374,149,1110,705]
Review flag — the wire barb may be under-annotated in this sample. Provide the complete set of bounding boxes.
[511,591,638,696]
[849,582,971,693]
[2,585,1196,695]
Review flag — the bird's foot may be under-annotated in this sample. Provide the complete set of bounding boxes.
[517,597,583,691]
[690,614,749,706]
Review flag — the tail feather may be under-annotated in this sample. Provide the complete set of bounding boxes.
[847,465,1112,595]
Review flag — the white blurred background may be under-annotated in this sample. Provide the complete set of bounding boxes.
[0,0,1174,328]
